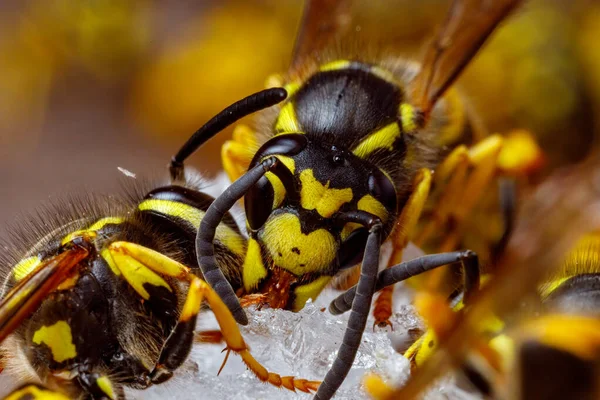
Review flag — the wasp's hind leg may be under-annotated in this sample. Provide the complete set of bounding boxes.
[372,168,432,329]
[105,241,319,393]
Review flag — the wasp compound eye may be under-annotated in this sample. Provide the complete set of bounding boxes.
[338,228,369,270]
[246,175,274,231]
[368,168,398,213]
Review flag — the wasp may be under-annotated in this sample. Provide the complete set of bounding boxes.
[0,173,317,396]
[158,0,540,399]
[342,158,600,399]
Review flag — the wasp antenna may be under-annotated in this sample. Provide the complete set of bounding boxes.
[197,157,279,325]
[316,212,383,400]
[169,87,288,182]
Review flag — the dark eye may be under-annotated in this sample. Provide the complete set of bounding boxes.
[368,169,397,213]
[338,228,368,270]
[245,176,274,231]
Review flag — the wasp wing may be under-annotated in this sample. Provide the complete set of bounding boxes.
[410,0,522,120]
[290,0,352,72]
[0,247,88,343]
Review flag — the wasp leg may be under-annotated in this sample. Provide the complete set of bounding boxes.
[169,88,287,182]
[409,136,503,302]
[222,124,260,183]
[195,330,224,344]
[106,241,319,393]
[3,383,71,400]
[330,251,479,315]
[315,212,383,400]
[373,168,432,329]
[197,157,279,325]
[0,246,88,343]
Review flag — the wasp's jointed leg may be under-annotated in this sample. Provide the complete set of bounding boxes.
[106,241,319,393]
[330,250,480,316]
[372,168,432,328]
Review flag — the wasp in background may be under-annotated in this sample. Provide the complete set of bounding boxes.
[159,0,541,399]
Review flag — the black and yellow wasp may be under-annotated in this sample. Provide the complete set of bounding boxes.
[0,0,540,399]
[0,180,319,398]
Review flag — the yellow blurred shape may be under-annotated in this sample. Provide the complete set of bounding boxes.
[497,130,545,174]
[130,1,301,148]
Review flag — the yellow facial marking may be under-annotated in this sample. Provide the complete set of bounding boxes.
[243,238,268,292]
[292,276,332,311]
[108,247,172,300]
[276,154,296,173]
[400,103,417,132]
[32,321,77,363]
[96,376,117,400]
[299,169,353,218]
[320,60,351,71]
[275,102,301,134]
[261,213,336,275]
[357,195,389,222]
[13,256,42,281]
[138,199,245,257]
[352,123,401,159]
[265,172,286,209]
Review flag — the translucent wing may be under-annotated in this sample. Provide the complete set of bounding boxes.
[410,0,523,120]
[290,0,352,71]
[0,247,88,343]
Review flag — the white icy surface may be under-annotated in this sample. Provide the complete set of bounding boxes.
[129,287,480,400]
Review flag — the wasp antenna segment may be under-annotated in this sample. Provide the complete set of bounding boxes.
[197,158,279,325]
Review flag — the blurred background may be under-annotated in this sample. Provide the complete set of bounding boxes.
[1,0,599,224]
